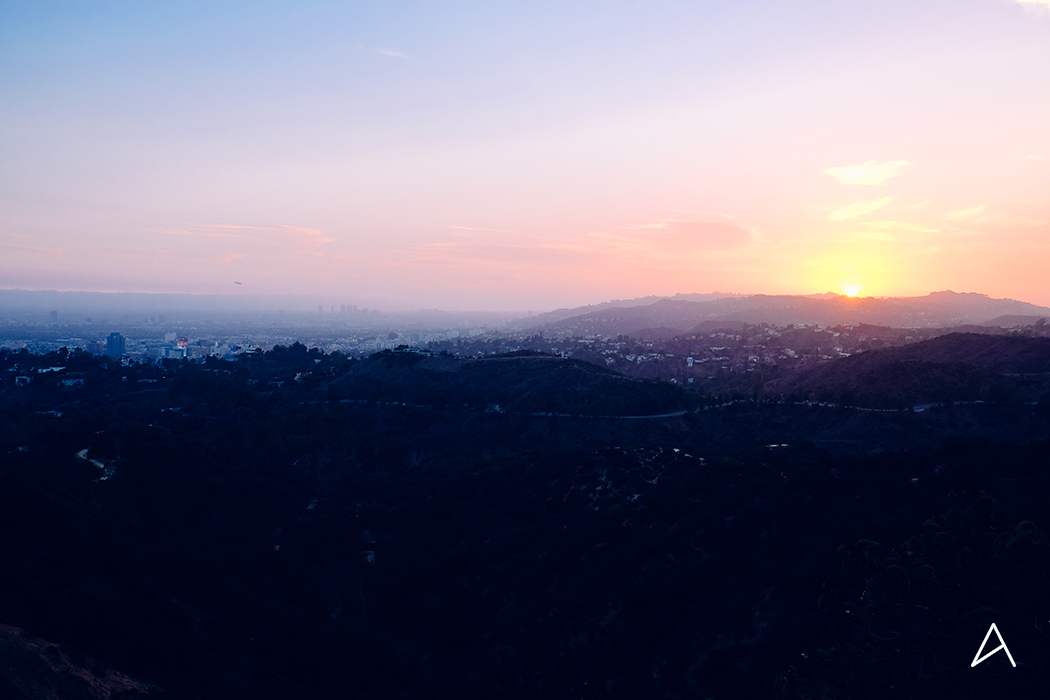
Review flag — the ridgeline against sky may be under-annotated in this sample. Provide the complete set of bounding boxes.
[2,1,1049,310]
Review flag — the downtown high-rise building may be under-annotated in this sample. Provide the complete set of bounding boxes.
[106,332,126,358]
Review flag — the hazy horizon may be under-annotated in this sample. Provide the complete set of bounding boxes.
[3,1,1049,309]
[3,286,1050,319]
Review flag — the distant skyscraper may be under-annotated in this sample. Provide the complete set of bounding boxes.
[106,332,126,358]
[49,310,58,322]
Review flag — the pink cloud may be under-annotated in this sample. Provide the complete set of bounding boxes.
[1,243,65,258]
[157,223,333,248]
[611,219,755,251]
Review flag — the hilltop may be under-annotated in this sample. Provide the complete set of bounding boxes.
[521,291,1050,338]
[327,349,685,416]
[765,332,1050,409]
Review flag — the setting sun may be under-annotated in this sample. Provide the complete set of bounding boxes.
[844,285,862,297]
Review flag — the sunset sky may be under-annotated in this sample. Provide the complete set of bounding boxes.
[3,0,1049,311]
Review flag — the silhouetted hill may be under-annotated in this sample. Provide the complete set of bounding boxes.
[766,333,1050,408]
[980,314,1050,327]
[0,623,156,699]
[529,291,1050,337]
[327,349,685,416]
[3,346,1050,698]
[510,293,741,329]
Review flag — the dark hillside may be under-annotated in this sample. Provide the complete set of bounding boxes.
[766,333,1050,408]
[327,350,685,416]
[0,623,155,699]
[982,314,1050,327]
[2,346,1050,698]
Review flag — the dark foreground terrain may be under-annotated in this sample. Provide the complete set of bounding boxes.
[2,343,1049,699]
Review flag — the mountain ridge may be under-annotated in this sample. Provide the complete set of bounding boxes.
[764,332,1050,409]
[523,291,1050,338]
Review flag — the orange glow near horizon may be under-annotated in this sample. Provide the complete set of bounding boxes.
[799,245,898,302]
[2,3,1049,311]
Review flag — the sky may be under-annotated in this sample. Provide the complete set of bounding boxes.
[2,0,1049,312]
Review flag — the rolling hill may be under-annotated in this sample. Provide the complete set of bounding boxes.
[327,349,686,416]
[764,332,1050,409]
[527,291,1050,338]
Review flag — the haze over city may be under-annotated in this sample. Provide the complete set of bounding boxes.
[3,0,1049,311]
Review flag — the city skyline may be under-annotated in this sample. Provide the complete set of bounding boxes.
[3,0,1049,311]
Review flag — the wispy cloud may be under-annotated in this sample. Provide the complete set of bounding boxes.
[389,217,756,282]
[1,243,65,258]
[396,234,589,272]
[1017,0,1050,9]
[947,205,986,221]
[273,224,334,246]
[210,252,246,265]
[825,161,910,186]
[159,226,254,239]
[158,223,333,246]
[865,220,939,233]
[856,231,898,242]
[829,197,893,221]
[449,225,519,235]
[1028,154,1047,161]
[943,206,1046,228]
[354,43,409,58]
[619,219,755,250]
